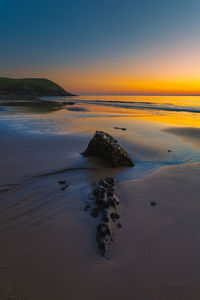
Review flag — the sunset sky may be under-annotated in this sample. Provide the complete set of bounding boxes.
[1,0,200,95]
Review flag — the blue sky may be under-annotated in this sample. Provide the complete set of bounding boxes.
[1,0,200,94]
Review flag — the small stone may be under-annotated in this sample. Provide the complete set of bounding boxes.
[116,223,122,228]
[110,212,120,222]
[114,127,126,131]
[62,101,75,105]
[97,223,111,238]
[102,215,109,223]
[168,149,172,152]
[60,184,69,191]
[100,179,109,187]
[150,201,157,206]
[106,177,116,185]
[91,208,100,218]
[84,204,90,211]
[97,240,108,256]
[58,180,66,185]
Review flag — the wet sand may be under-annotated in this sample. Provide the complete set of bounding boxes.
[164,127,200,149]
[0,99,200,299]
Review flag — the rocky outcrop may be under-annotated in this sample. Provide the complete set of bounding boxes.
[0,78,75,97]
[85,177,121,256]
[82,131,134,167]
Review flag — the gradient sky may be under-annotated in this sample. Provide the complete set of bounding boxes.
[1,0,200,94]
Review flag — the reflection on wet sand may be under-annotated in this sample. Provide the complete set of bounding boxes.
[0,95,200,299]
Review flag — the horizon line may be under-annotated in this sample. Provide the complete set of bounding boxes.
[77,92,200,96]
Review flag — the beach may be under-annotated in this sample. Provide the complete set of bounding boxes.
[0,95,200,299]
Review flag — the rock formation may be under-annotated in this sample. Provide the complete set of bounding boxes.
[82,131,134,167]
[85,177,121,256]
[0,77,75,96]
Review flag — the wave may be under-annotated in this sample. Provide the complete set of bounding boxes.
[42,96,200,114]
[74,99,200,114]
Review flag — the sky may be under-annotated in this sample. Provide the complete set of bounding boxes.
[0,0,200,95]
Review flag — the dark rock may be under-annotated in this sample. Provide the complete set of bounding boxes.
[62,101,75,105]
[168,149,172,152]
[150,201,157,206]
[97,223,112,238]
[60,183,69,191]
[82,131,134,167]
[91,208,100,218]
[114,127,126,131]
[93,186,106,198]
[96,223,112,256]
[102,215,109,223]
[58,180,66,185]
[85,177,121,256]
[84,204,90,211]
[110,212,120,222]
[105,177,116,185]
[116,223,122,228]
[98,241,106,253]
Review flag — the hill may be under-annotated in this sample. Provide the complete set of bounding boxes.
[0,78,75,96]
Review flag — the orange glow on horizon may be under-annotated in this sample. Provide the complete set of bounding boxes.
[9,39,200,96]
[57,72,200,95]
[50,45,200,95]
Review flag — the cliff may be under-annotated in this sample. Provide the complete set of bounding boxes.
[0,78,75,96]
